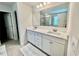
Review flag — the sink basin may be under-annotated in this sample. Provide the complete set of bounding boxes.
[32,26,38,30]
[47,31,61,35]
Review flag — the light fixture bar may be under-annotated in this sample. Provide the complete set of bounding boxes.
[36,2,51,8]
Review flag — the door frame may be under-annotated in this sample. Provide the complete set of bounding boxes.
[14,11,20,43]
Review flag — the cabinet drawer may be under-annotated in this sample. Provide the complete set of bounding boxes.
[42,34,66,44]
[51,37,66,45]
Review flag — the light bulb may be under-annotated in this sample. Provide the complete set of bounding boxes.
[43,2,47,5]
[40,3,43,7]
[36,5,40,8]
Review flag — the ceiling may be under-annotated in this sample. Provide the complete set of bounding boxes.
[0,2,64,7]
[0,2,69,11]
[25,2,41,7]
[0,2,41,7]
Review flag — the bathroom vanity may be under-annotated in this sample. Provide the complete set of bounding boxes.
[26,27,68,56]
[26,3,69,56]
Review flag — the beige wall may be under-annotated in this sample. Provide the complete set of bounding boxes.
[16,3,32,46]
[67,3,79,56]
[32,10,40,26]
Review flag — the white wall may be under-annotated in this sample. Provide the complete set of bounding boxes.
[16,2,32,46]
[67,3,79,56]
[0,4,11,12]
[32,9,40,26]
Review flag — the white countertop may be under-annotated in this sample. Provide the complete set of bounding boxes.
[27,27,68,40]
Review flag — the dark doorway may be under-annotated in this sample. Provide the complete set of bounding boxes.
[0,12,10,44]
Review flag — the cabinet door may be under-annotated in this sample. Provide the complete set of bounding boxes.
[51,42,65,56]
[34,32,42,49]
[42,37,51,55]
[27,31,35,44]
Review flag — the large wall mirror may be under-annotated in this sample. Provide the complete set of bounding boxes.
[40,3,69,28]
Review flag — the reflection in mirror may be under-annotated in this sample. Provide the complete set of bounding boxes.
[40,3,69,28]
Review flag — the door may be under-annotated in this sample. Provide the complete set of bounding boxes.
[42,36,51,55]
[51,42,65,56]
[34,32,42,49]
[27,30,35,44]
[4,13,13,40]
[12,11,19,40]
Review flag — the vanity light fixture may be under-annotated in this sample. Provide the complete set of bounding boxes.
[36,2,51,8]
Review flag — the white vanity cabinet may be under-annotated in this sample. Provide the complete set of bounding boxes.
[42,34,66,56]
[42,36,51,55]
[34,32,42,49]
[27,30,67,56]
[51,42,65,56]
[27,30,42,49]
[27,30,35,45]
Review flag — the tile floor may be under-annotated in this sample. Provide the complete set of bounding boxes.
[0,40,46,56]
[4,40,24,56]
[0,45,7,56]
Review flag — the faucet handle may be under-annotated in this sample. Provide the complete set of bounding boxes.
[53,29,57,32]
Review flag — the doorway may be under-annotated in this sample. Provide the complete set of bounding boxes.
[0,12,8,44]
[0,11,20,45]
[0,12,11,44]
